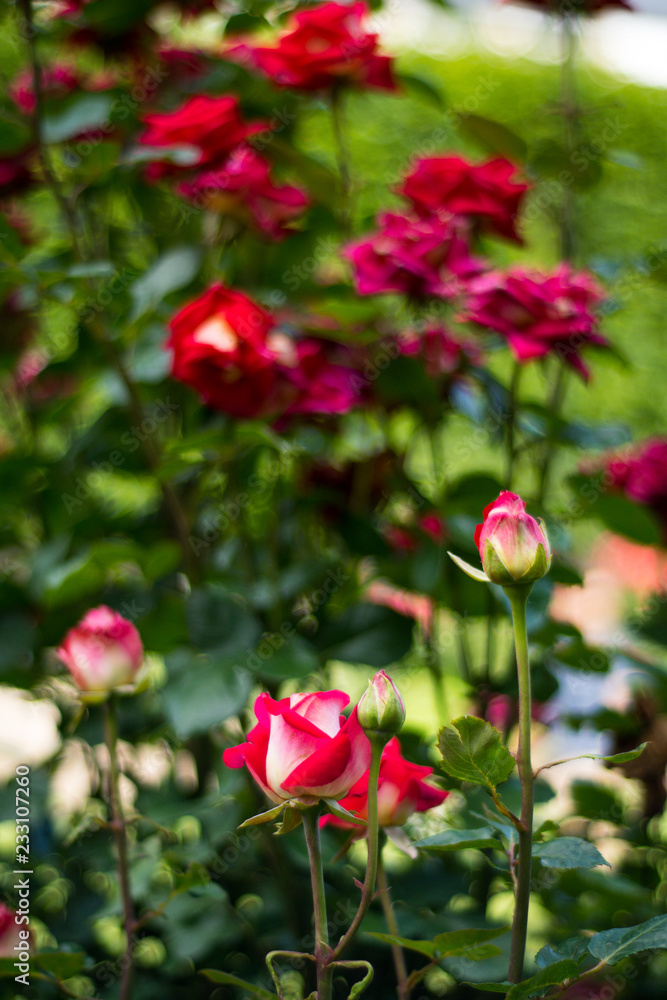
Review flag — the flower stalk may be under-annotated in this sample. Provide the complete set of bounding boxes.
[506,586,534,983]
[302,808,334,1000]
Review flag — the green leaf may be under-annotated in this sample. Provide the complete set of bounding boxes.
[415,827,504,853]
[368,926,508,963]
[535,935,592,970]
[322,798,367,826]
[163,649,252,738]
[274,807,303,836]
[438,716,516,789]
[588,914,667,965]
[200,970,276,999]
[458,114,527,162]
[533,837,610,870]
[505,959,579,1000]
[594,743,648,765]
[42,94,114,144]
[448,551,490,583]
[396,72,445,109]
[35,951,87,979]
[461,984,511,993]
[366,933,435,960]
[130,245,202,319]
[314,604,414,667]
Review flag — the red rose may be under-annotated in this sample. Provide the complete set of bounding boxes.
[322,736,448,829]
[167,284,279,418]
[228,1,396,93]
[281,338,361,416]
[223,689,371,803]
[139,95,267,178]
[399,155,529,244]
[178,147,309,240]
[602,439,667,539]
[10,64,81,114]
[345,211,484,301]
[400,326,483,378]
[461,264,606,379]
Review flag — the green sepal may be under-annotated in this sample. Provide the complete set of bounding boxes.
[447,551,490,583]
[322,797,367,827]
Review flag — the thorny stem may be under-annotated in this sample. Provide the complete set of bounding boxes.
[329,739,383,962]
[302,808,333,1000]
[376,840,409,1000]
[104,698,136,1000]
[506,586,534,984]
[18,0,197,582]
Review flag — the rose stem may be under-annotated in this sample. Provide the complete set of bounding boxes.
[376,838,409,1000]
[506,585,534,983]
[331,87,353,238]
[104,697,136,1000]
[302,808,334,1000]
[329,739,383,962]
[17,0,197,582]
[505,361,523,490]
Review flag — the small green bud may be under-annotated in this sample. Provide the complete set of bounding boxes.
[357,670,405,743]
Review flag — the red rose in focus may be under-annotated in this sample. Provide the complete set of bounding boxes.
[504,0,632,13]
[399,155,529,244]
[168,284,278,418]
[229,1,396,93]
[322,737,448,830]
[139,95,267,178]
[223,690,371,802]
[345,212,484,301]
[475,491,551,585]
[462,264,606,379]
[179,147,309,240]
[57,606,144,694]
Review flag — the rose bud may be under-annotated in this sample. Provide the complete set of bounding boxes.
[321,737,448,831]
[223,690,371,803]
[475,491,551,586]
[357,670,405,743]
[57,606,144,695]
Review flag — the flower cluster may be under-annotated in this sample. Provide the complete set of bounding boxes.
[167,284,361,420]
[228,1,396,93]
[138,94,309,240]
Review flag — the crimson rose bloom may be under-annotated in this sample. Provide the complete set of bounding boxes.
[58,606,144,693]
[400,326,483,378]
[168,284,278,418]
[345,212,484,300]
[229,1,396,92]
[179,147,309,241]
[603,439,667,539]
[139,95,266,178]
[398,155,529,244]
[223,690,371,802]
[168,285,360,418]
[462,264,606,379]
[322,737,448,830]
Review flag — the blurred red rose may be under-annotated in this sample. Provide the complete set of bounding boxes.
[179,147,309,240]
[462,264,606,379]
[228,1,396,92]
[168,284,279,418]
[10,64,81,114]
[603,439,667,539]
[345,211,484,300]
[139,95,267,179]
[400,325,483,379]
[322,736,448,829]
[168,284,360,419]
[398,155,529,244]
[223,689,371,802]
[58,606,144,693]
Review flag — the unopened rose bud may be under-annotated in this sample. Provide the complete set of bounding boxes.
[57,606,143,696]
[475,491,551,586]
[357,670,405,743]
